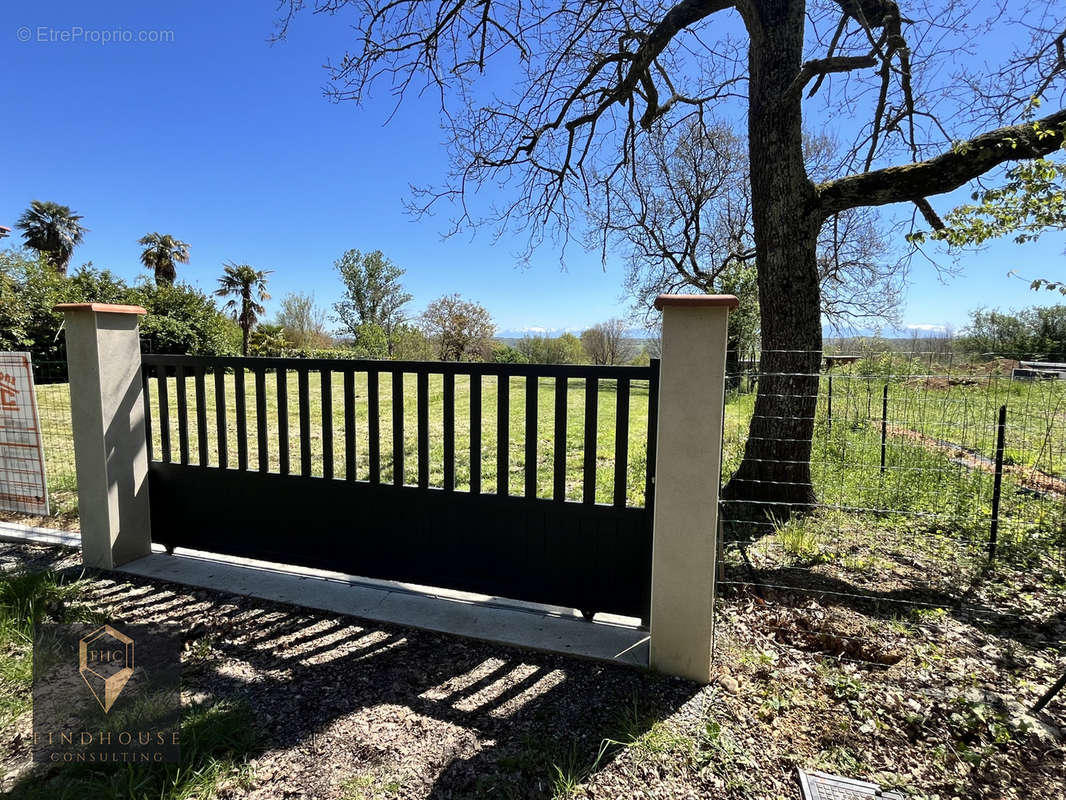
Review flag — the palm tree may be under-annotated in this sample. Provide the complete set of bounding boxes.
[138,232,190,285]
[15,200,87,275]
[214,262,272,356]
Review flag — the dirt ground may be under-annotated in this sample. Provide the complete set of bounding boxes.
[2,539,1064,799]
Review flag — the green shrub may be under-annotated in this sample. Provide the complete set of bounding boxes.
[133,282,241,356]
[282,347,384,360]
[351,322,389,358]
[249,324,290,356]
[0,248,239,359]
[492,344,528,363]
[959,305,1066,358]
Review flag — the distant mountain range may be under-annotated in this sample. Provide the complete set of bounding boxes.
[495,327,587,339]
[496,324,951,342]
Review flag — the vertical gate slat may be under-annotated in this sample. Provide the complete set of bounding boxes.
[525,376,538,498]
[443,372,455,491]
[497,375,509,495]
[582,377,598,504]
[142,368,154,463]
[235,366,248,471]
[344,369,356,481]
[392,370,404,486]
[417,370,429,488]
[176,365,189,465]
[156,369,170,463]
[469,375,481,494]
[214,368,227,468]
[645,359,660,509]
[255,367,269,473]
[195,366,208,466]
[276,368,288,475]
[613,378,630,507]
[553,376,567,502]
[368,369,380,484]
[298,368,311,477]
[321,369,334,479]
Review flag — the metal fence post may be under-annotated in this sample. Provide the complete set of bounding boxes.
[54,303,152,569]
[827,375,833,432]
[648,293,738,684]
[989,404,1008,561]
[880,384,889,474]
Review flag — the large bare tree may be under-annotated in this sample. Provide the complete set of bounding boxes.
[277,0,1066,519]
[601,121,907,337]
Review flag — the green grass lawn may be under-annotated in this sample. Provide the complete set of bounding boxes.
[0,568,103,731]
[826,358,1066,477]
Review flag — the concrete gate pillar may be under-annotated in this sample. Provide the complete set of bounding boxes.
[649,294,738,683]
[55,303,152,569]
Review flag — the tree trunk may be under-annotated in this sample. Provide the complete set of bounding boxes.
[241,293,251,356]
[725,331,741,391]
[722,2,822,525]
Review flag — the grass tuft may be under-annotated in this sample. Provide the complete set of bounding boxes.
[0,568,100,730]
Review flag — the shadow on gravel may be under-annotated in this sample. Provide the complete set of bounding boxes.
[20,558,700,799]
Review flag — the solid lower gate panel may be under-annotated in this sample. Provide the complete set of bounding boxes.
[147,463,652,620]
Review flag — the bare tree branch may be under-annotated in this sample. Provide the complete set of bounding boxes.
[789,54,878,98]
[818,108,1066,216]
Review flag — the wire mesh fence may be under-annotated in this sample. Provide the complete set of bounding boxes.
[26,359,77,520]
[716,349,1066,670]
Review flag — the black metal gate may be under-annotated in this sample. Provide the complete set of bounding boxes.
[140,355,658,620]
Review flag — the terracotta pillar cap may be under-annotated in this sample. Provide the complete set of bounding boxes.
[53,303,148,315]
[653,294,740,310]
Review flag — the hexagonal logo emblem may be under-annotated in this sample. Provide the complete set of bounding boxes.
[78,625,134,712]
[34,622,181,763]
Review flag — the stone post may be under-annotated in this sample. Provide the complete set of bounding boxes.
[54,303,152,569]
[649,294,737,683]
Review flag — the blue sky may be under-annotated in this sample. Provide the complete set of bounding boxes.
[2,1,1063,336]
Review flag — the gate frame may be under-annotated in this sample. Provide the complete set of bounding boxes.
[57,295,735,683]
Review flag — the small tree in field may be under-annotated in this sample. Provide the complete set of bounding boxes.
[391,322,434,360]
[276,291,331,348]
[333,249,412,353]
[420,294,495,361]
[581,319,632,365]
[516,332,586,364]
[215,262,272,356]
[249,324,290,357]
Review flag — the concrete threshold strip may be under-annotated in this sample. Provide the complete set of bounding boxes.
[0,521,649,668]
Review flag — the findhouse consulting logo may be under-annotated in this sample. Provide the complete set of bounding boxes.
[33,623,181,763]
[79,625,134,713]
